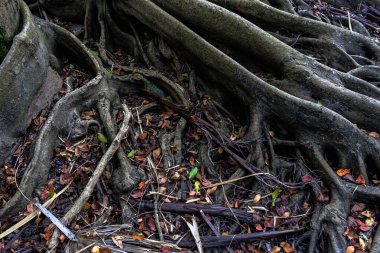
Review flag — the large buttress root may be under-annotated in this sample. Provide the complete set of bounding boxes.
[112,0,380,251]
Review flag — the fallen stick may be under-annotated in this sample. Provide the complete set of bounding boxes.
[177,229,303,248]
[131,200,254,224]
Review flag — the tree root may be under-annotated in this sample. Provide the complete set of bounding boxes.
[2,0,380,252]
[47,104,132,250]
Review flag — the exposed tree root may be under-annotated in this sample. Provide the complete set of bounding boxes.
[1,0,380,252]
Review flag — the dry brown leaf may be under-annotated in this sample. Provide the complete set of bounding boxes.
[206,186,217,195]
[153,148,161,159]
[58,234,66,243]
[91,246,100,253]
[355,174,366,185]
[345,246,355,253]
[283,211,291,218]
[112,235,124,249]
[359,237,366,250]
[271,246,281,253]
[369,131,380,138]
[138,181,146,190]
[361,210,372,218]
[157,172,167,184]
[336,169,351,177]
[138,132,148,140]
[365,217,375,227]
[280,242,294,253]
[131,232,144,241]
[252,194,261,204]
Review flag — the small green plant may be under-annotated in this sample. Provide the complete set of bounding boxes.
[0,27,9,62]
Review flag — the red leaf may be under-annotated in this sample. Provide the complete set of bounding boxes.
[160,246,172,253]
[355,175,366,185]
[190,115,198,123]
[351,203,366,212]
[131,191,144,199]
[255,224,263,231]
[161,120,169,129]
[301,175,313,183]
[356,219,370,231]
[138,132,148,140]
[138,181,146,190]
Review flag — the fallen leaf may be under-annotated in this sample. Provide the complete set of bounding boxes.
[283,211,291,218]
[171,171,181,180]
[206,186,217,195]
[138,132,148,140]
[361,210,372,218]
[280,242,294,253]
[356,219,370,231]
[131,232,144,241]
[131,191,144,199]
[157,172,168,184]
[255,224,263,231]
[112,235,124,249]
[81,109,96,120]
[352,203,366,212]
[271,246,281,253]
[160,246,172,253]
[365,217,375,227]
[369,131,379,138]
[59,234,66,243]
[345,246,355,253]
[127,150,137,158]
[148,217,156,231]
[271,188,281,207]
[301,175,313,183]
[188,167,199,180]
[99,248,112,253]
[355,175,366,185]
[336,169,351,177]
[91,246,100,253]
[359,237,366,250]
[153,148,161,159]
[97,133,108,143]
[252,194,261,204]
[138,181,146,190]
[161,120,169,129]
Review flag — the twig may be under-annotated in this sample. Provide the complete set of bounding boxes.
[202,173,269,189]
[131,200,255,224]
[177,229,303,248]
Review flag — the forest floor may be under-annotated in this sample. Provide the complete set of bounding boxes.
[1,1,380,253]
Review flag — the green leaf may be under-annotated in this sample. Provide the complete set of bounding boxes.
[271,188,281,207]
[194,181,201,193]
[128,150,137,158]
[97,132,108,143]
[188,167,199,180]
[181,72,189,77]
[49,188,55,199]
[317,100,322,107]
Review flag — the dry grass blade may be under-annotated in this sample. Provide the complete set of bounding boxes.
[0,182,72,240]
[182,216,203,253]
